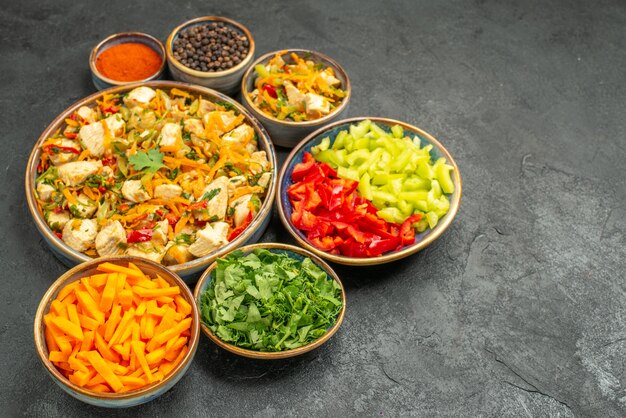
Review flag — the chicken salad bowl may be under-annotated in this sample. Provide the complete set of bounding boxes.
[240,49,351,148]
[26,81,277,282]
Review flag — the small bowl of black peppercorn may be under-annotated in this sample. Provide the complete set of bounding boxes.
[166,16,255,96]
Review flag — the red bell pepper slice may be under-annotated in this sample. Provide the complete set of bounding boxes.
[43,145,81,155]
[288,152,422,258]
[399,214,422,246]
[127,229,153,243]
[228,211,253,241]
[262,84,278,99]
[187,200,208,211]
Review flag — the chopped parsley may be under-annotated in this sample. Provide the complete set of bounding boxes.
[200,249,343,352]
[128,149,167,173]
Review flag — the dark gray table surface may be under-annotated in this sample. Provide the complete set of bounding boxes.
[1,0,625,416]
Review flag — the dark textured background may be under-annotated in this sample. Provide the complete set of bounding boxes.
[1,0,625,416]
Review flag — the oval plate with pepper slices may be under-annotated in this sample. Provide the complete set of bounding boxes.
[277,117,462,266]
[25,81,277,281]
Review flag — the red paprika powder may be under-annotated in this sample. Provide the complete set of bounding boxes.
[96,42,162,82]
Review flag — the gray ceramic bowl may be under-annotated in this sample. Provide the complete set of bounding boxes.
[33,256,200,408]
[89,32,166,91]
[193,243,346,359]
[166,16,255,96]
[25,81,277,282]
[240,49,351,148]
[276,117,462,266]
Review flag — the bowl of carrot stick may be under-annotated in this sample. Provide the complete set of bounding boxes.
[33,256,200,408]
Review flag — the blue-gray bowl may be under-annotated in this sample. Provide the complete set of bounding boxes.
[276,117,462,266]
[240,49,351,148]
[193,243,346,359]
[166,16,255,96]
[89,32,166,91]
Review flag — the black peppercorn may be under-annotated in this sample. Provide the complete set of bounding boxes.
[172,21,250,72]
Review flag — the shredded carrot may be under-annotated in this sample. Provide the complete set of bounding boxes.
[78,149,90,161]
[170,88,192,99]
[174,214,190,235]
[62,188,77,205]
[43,261,193,393]
[232,186,264,201]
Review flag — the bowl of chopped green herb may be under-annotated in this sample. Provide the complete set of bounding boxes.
[193,243,345,359]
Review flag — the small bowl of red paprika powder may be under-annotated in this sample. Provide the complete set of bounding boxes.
[90,32,166,90]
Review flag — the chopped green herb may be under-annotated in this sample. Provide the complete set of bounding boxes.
[200,188,220,202]
[36,166,58,185]
[167,167,179,181]
[200,249,343,352]
[215,100,236,111]
[185,149,199,160]
[85,174,106,188]
[128,149,167,173]
[175,234,193,245]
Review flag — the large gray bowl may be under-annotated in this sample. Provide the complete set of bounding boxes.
[25,81,277,282]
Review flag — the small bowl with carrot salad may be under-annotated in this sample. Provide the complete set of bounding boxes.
[25,81,277,282]
[33,256,200,408]
[241,49,351,148]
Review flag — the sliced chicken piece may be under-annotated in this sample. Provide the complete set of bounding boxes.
[124,86,157,108]
[249,151,270,175]
[37,183,55,201]
[121,180,151,203]
[163,244,194,265]
[46,210,70,231]
[103,115,125,136]
[229,194,255,227]
[269,55,285,72]
[256,172,272,189]
[78,115,125,157]
[102,166,114,179]
[151,220,170,246]
[222,124,254,146]
[57,161,102,187]
[196,99,217,116]
[188,222,229,257]
[62,219,98,252]
[159,122,182,149]
[304,93,330,119]
[95,220,126,256]
[76,106,98,124]
[125,244,168,263]
[284,81,305,111]
[194,176,229,221]
[319,69,341,87]
[48,139,81,165]
[154,184,183,200]
[202,111,238,136]
[183,118,204,137]
[227,175,248,199]
[78,122,105,157]
[70,193,97,219]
